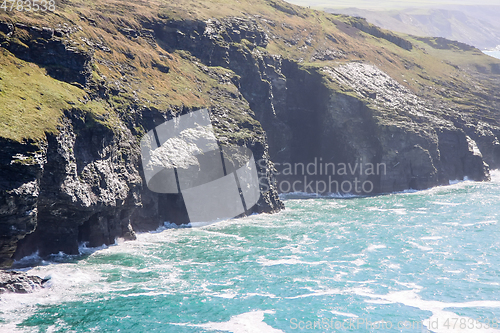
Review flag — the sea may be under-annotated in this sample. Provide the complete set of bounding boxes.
[1,170,500,333]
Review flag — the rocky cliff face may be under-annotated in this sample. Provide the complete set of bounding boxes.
[0,17,284,267]
[1,0,499,268]
[148,15,499,194]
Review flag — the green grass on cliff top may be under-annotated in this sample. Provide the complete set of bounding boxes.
[0,51,87,142]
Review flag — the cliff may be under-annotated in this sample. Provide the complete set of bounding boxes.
[325,5,500,50]
[1,0,499,268]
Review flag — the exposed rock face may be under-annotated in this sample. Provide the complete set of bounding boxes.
[0,270,47,294]
[6,105,282,265]
[0,23,92,85]
[13,112,141,259]
[0,140,43,268]
[319,63,492,192]
[152,19,499,194]
[1,2,500,268]
[0,17,283,266]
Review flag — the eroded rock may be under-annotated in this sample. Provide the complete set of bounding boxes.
[0,271,47,294]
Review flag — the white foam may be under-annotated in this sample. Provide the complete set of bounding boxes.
[146,221,192,234]
[0,262,105,330]
[279,191,361,200]
[491,169,500,183]
[330,310,358,318]
[432,201,461,206]
[364,299,394,305]
[476,220,497,226]
[352,258,366,266]
[212,293,238,299]
[190,220,225,227]
[171,310,284,333]
[257,257,327,267]
[445,269,463,274]
[286,289,342,299]
[421,236,443,240]
[407,241,433,251]
[78,242,109,254]
[198,229,247,241]
[365,244,386,252]
[242,292,278,299]
[11,250,42,268]
[355,286,500,333]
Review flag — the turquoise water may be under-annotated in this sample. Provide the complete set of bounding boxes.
[2,171,500,333]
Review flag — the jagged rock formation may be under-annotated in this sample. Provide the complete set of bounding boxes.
[0,270,48,294]
[148,15,499,192]
[0,0,499,268]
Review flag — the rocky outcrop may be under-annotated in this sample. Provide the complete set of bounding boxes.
[150,18,498,194]
[6,104,282,264]
[13,111,141,259]
[320,63,492,192]
[0,270,47,294]
[0,23,92,86]
[1,0,500,268]
[0,140,43,268]
[0,18,283,266]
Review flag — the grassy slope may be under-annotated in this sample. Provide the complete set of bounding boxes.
[284,0,500,10]
[1,0,499,142]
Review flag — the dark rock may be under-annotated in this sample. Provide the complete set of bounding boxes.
[1,33,92,86]
[14,23,28,30]
[29,26,43,34]
[152,61,170,73]
[0,270,48,294]
[14,111,141,258]
[54,29,65,37]
[119,27,140,39]
[0,21,14,35]
[414,36,476,51]
[41,27,54,39]
[0,140,44,268]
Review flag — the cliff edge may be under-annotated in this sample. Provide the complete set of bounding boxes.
[1,0,499,268]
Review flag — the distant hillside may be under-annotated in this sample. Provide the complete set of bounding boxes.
[324,5,500,50]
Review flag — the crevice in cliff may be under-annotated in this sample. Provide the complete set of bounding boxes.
[150,17,387,194]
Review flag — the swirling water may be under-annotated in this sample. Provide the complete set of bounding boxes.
[2,171,500,333]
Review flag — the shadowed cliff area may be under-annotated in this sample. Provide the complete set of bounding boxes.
[0,0,499,269]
